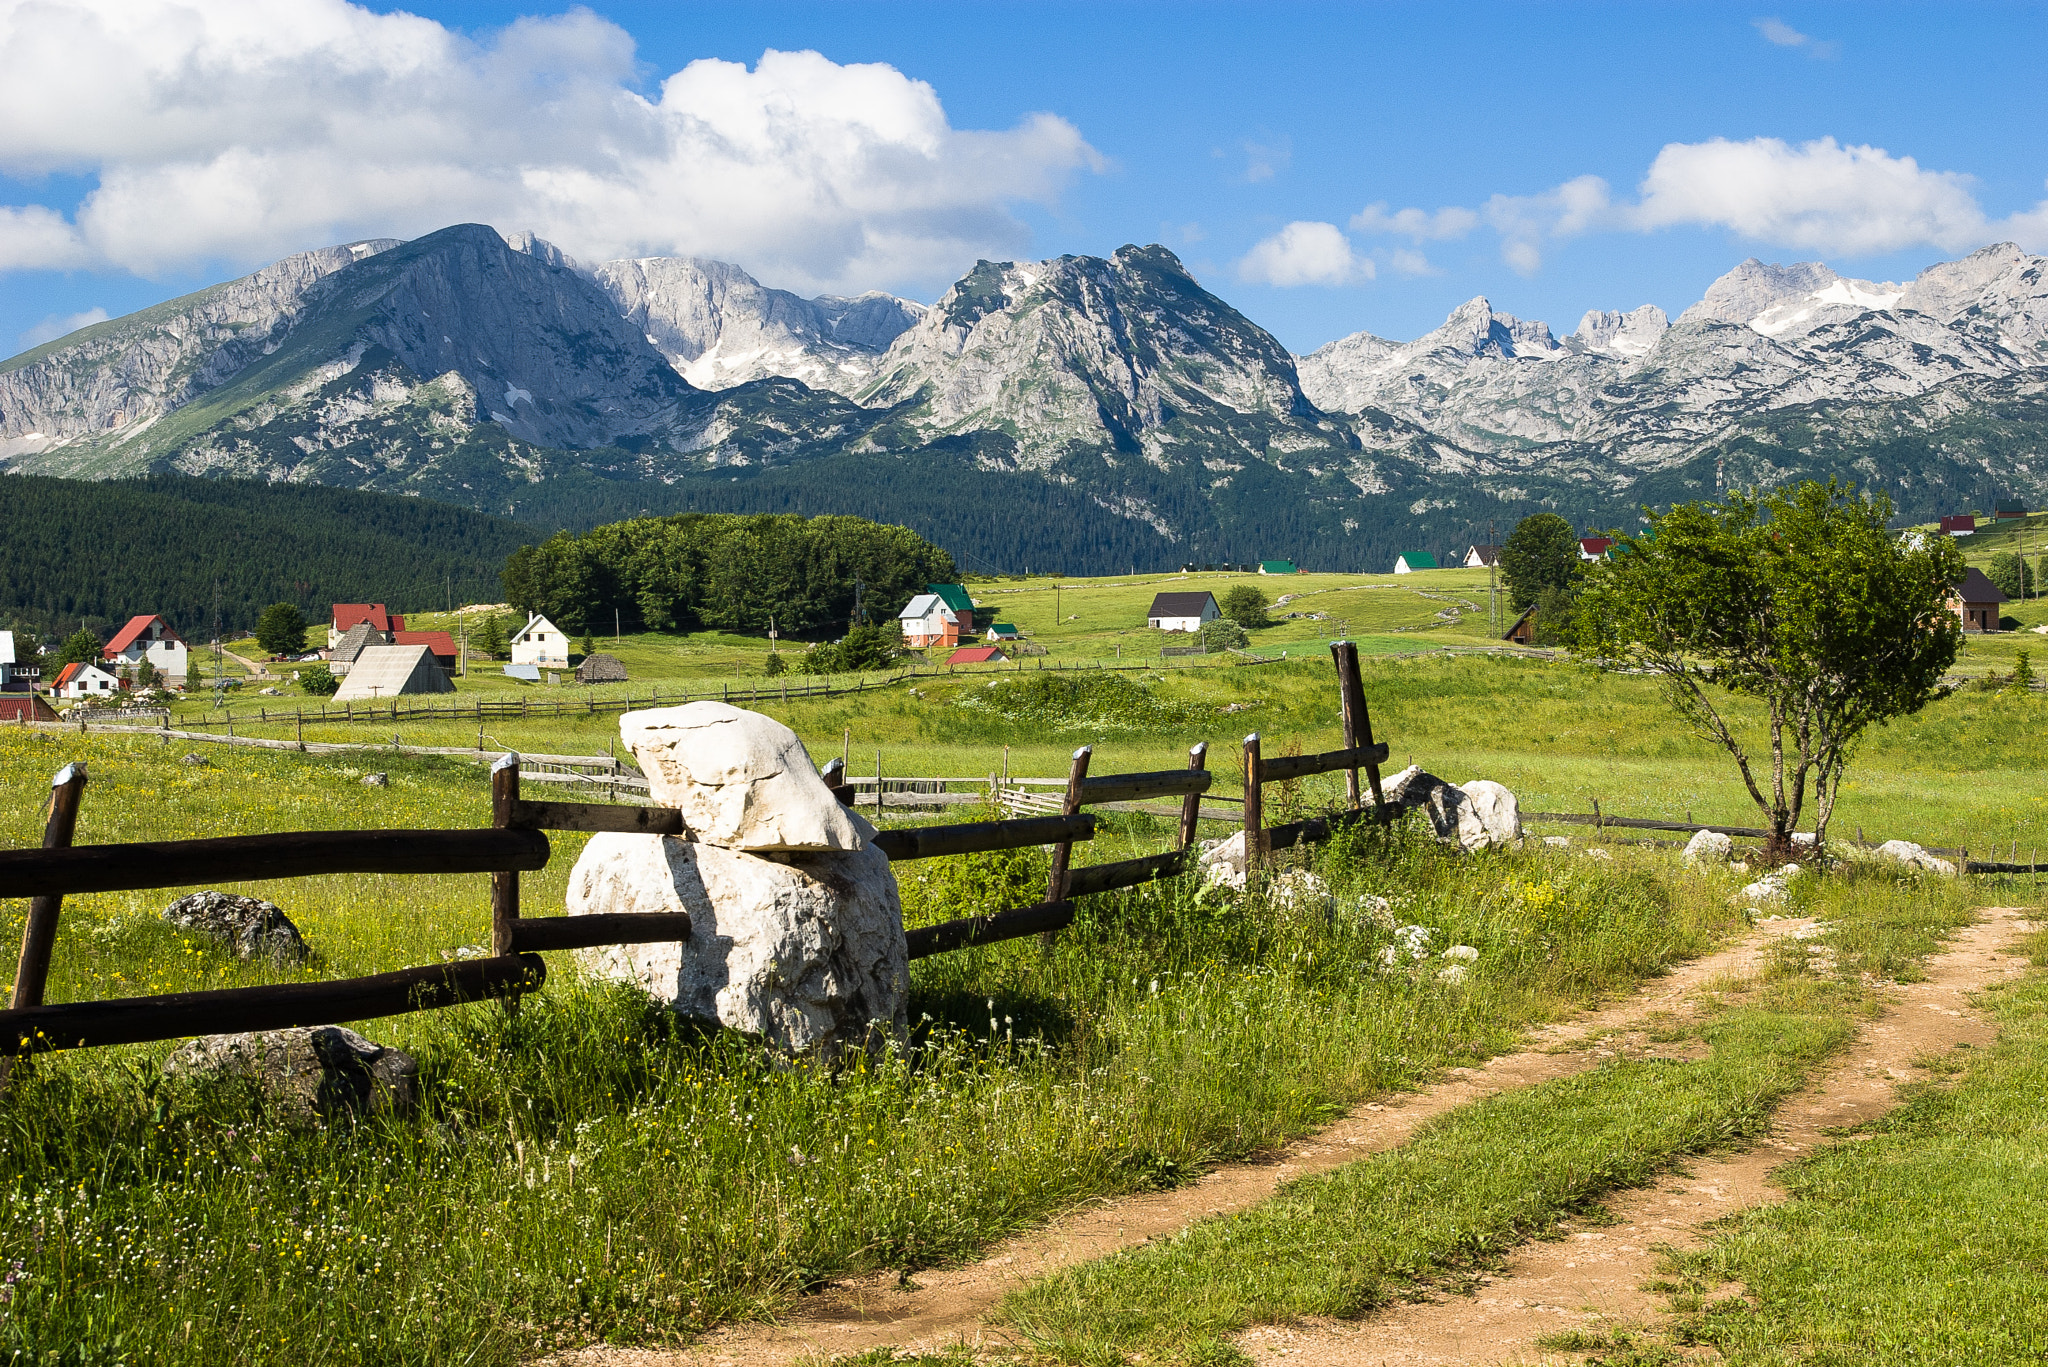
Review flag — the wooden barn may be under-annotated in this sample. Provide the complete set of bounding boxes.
[1950,566,2008,633]
[576,652,629,684]
[333,645,455,701]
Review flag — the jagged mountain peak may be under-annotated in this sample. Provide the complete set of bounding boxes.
[1569,305,1669,359]
[1679,257,1843,327]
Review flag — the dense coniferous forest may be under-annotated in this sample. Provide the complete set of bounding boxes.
[502,512,957,639]
[0,474,537,638]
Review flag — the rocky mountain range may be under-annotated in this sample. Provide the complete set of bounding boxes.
[3,224,2044,573]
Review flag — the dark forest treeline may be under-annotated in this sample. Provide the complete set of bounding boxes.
[501,512,956,639]
[0,473,535,638]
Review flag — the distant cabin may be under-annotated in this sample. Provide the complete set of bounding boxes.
[333,645,457,701]
[510,613,569,669]
[948,646,1007,665]
[1464,544,1502,568]
[1940,515,1977,537]
[898,594,965,650]
[1393,552,1436,574]
[52,662,122,699]
[1503,605,1536,645]
[329,603,404,649]
[1147,591,1220,632]
[1951,567,2008,633]
[1995,504,2028,521]
[0,694,57,723]
[1259,560,1298,576]
[394,630,459,674]
[103,614,188,681]
[0,630,38,693]
[1578,537,1614,560]
[986,623,1022,642]
[576,652,629,685]
[327,622,384,677]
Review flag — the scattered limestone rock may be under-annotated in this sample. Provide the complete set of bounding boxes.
[360,772,388,787]
[1584,847,1613,861]
[1377,764,1450,809]
[1197,831,1248,891]
[1377,766,1521,850]
[1542,835,1572,849]
[621,703,862,852]
[1873,839,1958,876]
[259,687,282,696]
[162,891,311,963]
[180,753,208,766]
[1684,829,1735,866]
[1353,893,1397,929]
[164,1027,415,1123]
[1268,869,1335,916]
[1739,862,1803,902]
[566,819,908,1058]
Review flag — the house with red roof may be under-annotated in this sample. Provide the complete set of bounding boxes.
[52,661,123,699]
[329,603,405,648]
[947,646,1008,665]
[395,630,459,674]
[1578,537,1614,560]
[103,614,188,681]
[0,694,58,723]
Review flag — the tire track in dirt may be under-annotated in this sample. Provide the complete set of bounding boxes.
[1235,905,2038,1367]
[554,915,1817,1367]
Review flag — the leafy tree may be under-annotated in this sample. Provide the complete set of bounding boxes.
[1220,585,1270,629]
[1197,617,1249,652]
[51,628,104,668]
[1501,513,1579,611]
[1573,481,1963,857]
[1988,550,2034,599]
[135,658,159,689]
[255,602,309,656]
[1529,584,1578,647]
[762,651,787,677]
[299,664,341,696]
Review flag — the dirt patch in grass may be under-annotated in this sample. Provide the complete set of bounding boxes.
[1229,905,2037,1367]
[548,916,1813,1367]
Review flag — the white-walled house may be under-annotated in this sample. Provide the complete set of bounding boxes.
[0,630,37,692]
[1146,591,1220,632]
[510,613,570,669]
[52,661,123,699]
[897,594,964,649]
[103,614,188,681]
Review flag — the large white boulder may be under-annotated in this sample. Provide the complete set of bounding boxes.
[1435,779,1522,850]
[1197,830,1249,890]
[1684,829,1734,866]
[1873,839,1958,876]
[620,702,862,851]
[566,818,908,1057]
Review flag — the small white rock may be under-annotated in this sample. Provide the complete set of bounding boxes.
[1873,839,1957,876]
[1683,829,1734,866]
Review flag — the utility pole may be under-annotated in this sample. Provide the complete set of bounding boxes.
[210,580,225,709]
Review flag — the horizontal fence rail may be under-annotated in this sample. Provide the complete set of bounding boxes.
[870,814,1095,863]
[0,955,545,1054]
[0,828,550,900]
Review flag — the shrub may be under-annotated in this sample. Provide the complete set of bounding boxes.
[299,664,340,696]
[1220,585,1270,629]
[795,622,900,674]
[1988,550,2035,599]
[1197,618,1249,652]
[762,651,787,677]
[955,672,1209,732]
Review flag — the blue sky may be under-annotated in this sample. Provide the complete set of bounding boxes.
[3,1,2046,358]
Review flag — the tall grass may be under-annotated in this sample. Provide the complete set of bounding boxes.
[0,729,1753,1362]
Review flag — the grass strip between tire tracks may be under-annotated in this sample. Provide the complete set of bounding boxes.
[1000,895,1976,1367]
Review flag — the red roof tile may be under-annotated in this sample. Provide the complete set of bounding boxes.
[333,603,403,634]
[947,646,1007,664]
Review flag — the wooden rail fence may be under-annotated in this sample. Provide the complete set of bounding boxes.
[2,641,1408,1056]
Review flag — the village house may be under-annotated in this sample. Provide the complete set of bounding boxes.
[1503,605,1536,645]
[1464,544,1502,568]
[510,613,570,669]
[394,630,459,675]
[0,631,37,693]
[948,645,1007,665]
[1939,515,1977,536]
[1995,503,2028,521]
[1951,566,2007,633]
[985,623,1023,643]
[103,614,188,682]
[1146,590,1220,632]
[333,644,456,701]
[329,603,405,649]
[1259,559,1298,575]
[1578,537,1614,560]
[327,622,384,677]
[1393,552,1436,574]
[897,594,965,650]
[51,661,123,699]
[0,694,58,723]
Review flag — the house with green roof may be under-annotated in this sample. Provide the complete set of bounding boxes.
[1393,551,1437,574]
[1259,559,1298,575]
[928,583,974,614]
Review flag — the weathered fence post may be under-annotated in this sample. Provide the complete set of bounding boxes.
[491,754,521,958]
[1040,745,1093,948]
[9,764,88,1013]
[1330,641,1389,817]
[1178,741,1209,852]
[1242,733,1265,873]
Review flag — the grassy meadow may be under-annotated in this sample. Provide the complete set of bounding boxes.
[7,561,2048,1363]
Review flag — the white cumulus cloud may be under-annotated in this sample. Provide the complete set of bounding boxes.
[16,306,109,351]
[1483,175,1615,273]
[0,0,1100,294]
[1235,221,1374,287]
